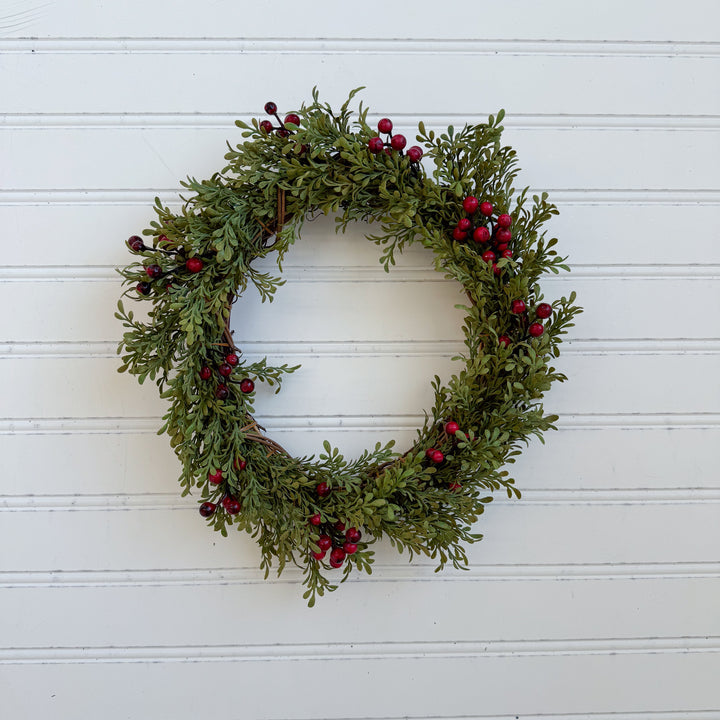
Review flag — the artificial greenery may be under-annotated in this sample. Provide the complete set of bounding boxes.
[117,87,581,605]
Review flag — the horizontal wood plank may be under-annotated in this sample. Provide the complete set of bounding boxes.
[3,204,719,267]
[0,502,717,570]
[1,648,718,719]
[2,425,717,496]
[2,578,719,648]
[2,54,717,115]
[1,274,717,343]
[6,0,719,41]
[3,126,718,191]
[0,353,717,419]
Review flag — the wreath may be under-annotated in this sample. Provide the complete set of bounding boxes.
[117,88,581,605]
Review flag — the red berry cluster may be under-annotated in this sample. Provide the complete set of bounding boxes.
[452,197,514,277]
[367,117,423,163]
[198,456,250,519]
[199,352,254,400]
[309,516,363,568]
[451,197,554,343]
[260,101,306,151]
[504,299,553,342]
[199,492,242,518]
[424,420,464,491]
[127,232,204,297]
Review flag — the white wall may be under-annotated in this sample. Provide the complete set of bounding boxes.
[1,1,719,717]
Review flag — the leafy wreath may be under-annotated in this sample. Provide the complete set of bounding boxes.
[117,88,581,605]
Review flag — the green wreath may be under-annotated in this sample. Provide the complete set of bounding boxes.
[117,88,581,605]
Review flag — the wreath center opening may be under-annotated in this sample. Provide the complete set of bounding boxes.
[229,214,467,459]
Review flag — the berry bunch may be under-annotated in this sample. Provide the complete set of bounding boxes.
[453,196,554,344]
[198,456,250,519]
[260,101,305,149]
[367,117,423,163]
[199,352,255,401]
[452,196,514,273]
[308,515,363,569]
[424,420,464,491]
[127,234,204,297]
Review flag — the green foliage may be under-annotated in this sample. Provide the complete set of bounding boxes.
[117,88,582,605]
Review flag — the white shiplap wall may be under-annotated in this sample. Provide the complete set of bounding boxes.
[1,1,719,717]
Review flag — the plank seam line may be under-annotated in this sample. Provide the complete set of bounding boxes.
[3,487,719,512]
[1,264,718,281]
[1,636,719,665]
[306,712,720,720]
[1,413,719,434]
[1,188,719,205]
[4,112,720,130]
[3,563,719,588]
[3,339,720,359]
[3,37,720,56]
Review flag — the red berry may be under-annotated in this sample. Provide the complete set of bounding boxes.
[208,469,223,485]
[276,128,290,139]
[225,353,239,366]
[449,482,462,492]
[457,218,471,231]
[136,281,151,295]
[317,535,332,551]
[218,363,232,377]
[536,303,553,319]
[482,250,496,264]
[445,421,459,435]
[309,513,322,526]
[425,447,436,459]
[497,214,512,229]
[200,366,212,380]
[312,550,326,560]
[128,235,145,252]
[480,201,493,216]
[157,235,170,246]
[495,242,509,252]
[452,228,467,241]
[378,118,393,134]
[407,145,423,163]
[498,335,511,348]
[329,547,346,567]
[334,521,346,532]
[496,228,512,244]
[492,263,501,276]
[259,119,273,133]
[186,257,203,273]
[529,322,544,337]
[368,136,384,154]
[316,482,331,498]
[390,134,407,151]
[463,196,479,214]
[264,101,277,115]
[511,299,526,314]
[501,249,513,259]
[215,384,229,400]
[225,499,241,515]
[473,226,490,243]
[431,450,444,464]
[343,542,358,555]
[284,113,300,126]
[239,378,255,394]
[199,502,216,518]
[234,458,247,471]
[345,527,362,543]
